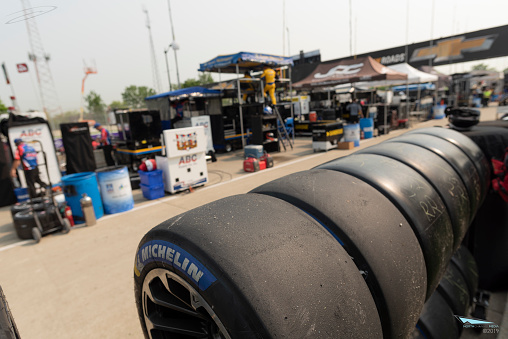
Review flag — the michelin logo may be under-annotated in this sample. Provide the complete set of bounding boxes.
[135,240,217,291]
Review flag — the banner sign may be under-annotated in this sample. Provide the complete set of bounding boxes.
[329,25,508,68]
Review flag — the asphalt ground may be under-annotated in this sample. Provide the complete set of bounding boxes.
[0,107,506,338]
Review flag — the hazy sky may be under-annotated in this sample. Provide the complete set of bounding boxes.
[1,0,508,113]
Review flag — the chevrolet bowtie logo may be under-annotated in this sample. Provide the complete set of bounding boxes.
[410,34,497,63]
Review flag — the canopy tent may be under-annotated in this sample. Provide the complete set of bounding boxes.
[293,56,407,88]
[356,63,438,88]
[145,86,221,101]
[198,52,295,148]
[198,52,293,73]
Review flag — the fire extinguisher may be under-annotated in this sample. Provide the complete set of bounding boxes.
[64,205,75,226]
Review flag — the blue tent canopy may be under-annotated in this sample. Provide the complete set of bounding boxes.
[145,86,221,101]
[392,83,435,92]
[198,52,294,73]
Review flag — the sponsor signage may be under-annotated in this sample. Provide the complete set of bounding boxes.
[327,25,508,68]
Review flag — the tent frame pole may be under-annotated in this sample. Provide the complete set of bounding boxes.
[236,64,245,149]
[290,66,294,144]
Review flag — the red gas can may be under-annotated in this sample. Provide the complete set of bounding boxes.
[243,158,260,172]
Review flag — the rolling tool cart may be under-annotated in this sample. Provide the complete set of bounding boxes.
[12,140,71,243]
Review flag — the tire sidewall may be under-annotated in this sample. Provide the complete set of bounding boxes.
[134,230,266,339]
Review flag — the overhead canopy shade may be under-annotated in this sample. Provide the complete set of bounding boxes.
[293,56,407,88]
[356,63,439,88]
[145,86,221,101]
[198,52,294,73]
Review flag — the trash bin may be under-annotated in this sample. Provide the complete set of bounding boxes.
[61,172,104,224]
[96,166,134,214]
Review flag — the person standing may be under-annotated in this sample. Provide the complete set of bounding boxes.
[94,123,115,166]
[242,70,254,104]
[482,87,492,107]
[346,98,364,123]
[10,138,47,198]
[260,65,277,105]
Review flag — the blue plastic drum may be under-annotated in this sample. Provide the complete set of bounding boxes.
[360,118,374,139]
[344,123,360,147]
[61,172,104,224]
[96,166,134,214]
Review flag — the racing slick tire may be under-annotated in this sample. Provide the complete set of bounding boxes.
[316,153,454,298]
[134,194,382,339]
[250,169,426,339]
[356,142,471,252]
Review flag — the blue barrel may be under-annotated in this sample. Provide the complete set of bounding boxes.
[360,118,374,139]
[344,123,360,147]
[433,105,446,119]
[61,172,104,224]
[96,166,134,214]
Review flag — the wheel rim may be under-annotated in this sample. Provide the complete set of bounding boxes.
[142,268,230,339]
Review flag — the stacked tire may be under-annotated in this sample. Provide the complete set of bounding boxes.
[134,127,489,338]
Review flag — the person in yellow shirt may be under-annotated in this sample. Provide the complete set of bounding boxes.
[242,70,254,103]
[260,65,277,105]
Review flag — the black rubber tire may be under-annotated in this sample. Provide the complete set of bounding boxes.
[450,246,478,301]
[387,134,482,221]
[134,194,383,338]
[32,227,41,243]
[356,142,471,252]
[61,218,71,234]
[316,153,454,298]
[250,169,427,339]
[436,262,471,318]
[12,210,38,240]
[406,127,489,205]
[265,156,274,168]
[414,292,460,339]
[0,286,20,339]
[10,197,50,219]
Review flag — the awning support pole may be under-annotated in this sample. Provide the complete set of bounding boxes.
[236,64,245,149]
[290,66,294,144]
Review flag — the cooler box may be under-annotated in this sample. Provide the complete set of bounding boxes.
[244,145,264,159]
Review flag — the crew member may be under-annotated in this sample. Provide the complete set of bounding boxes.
[10,138,47,198]
[242,70,254,104]
[260,65,277,105]
[346,98,364,123]
[94,123,115,166]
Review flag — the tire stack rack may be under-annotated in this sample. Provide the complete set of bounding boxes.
[133,126,504,338]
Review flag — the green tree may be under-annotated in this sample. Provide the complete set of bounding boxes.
[181,78,201,88]
[504,67,508,73]
[121,85,156,108]
[85,90,107,124]
[0,98,7,113]
[109,100,127,111]
[471,63,496,71]
[180,72,215,89]
[198,72,214,85]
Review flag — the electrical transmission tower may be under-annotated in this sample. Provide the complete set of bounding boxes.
[143,7,162,93]
[21,0,62,119]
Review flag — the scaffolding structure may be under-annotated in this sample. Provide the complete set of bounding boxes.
[21,0,62,122]
[143,7,162,93]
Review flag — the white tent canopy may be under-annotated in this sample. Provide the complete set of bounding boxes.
[356,63,438,88]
